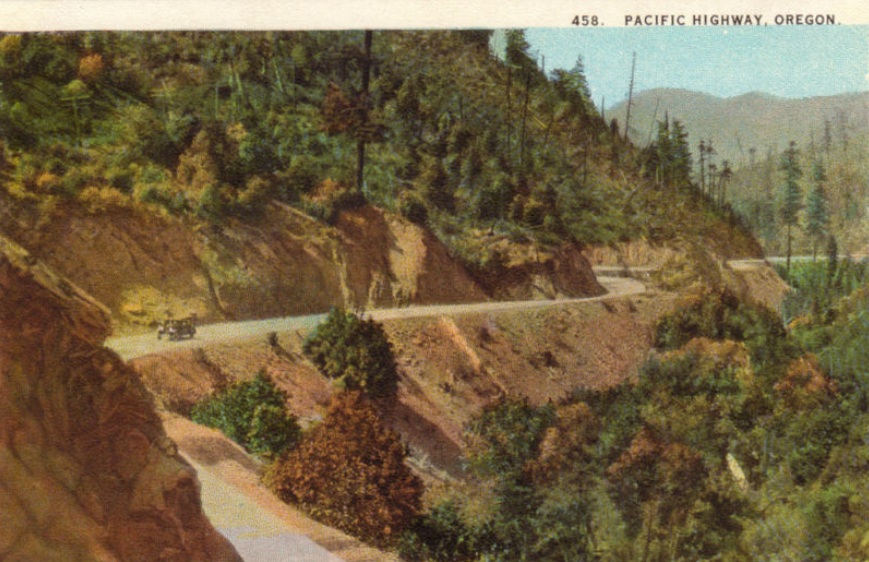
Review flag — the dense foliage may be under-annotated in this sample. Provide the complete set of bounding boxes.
[0,30,758,272]
[303,307,399,397]
[653,286,796,379]
[776,256,869,325]
[265,391,423,546]
[6,30,858,560]
[190,370,301,457]
[398,279,868,561]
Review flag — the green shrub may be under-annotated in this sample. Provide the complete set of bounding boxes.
[654,286,795,378]
[303,308,399,398]
[476,175,513,221]
[232,175,275,219]
[283,155,320,197]
[190,370,300,457]
[777,258,869,325]
[398,500,480,562]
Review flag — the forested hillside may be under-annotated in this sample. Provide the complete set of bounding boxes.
[611,89,868,167]
[610,88,869,256]
[728,130,869,257]
[0,30,758,290]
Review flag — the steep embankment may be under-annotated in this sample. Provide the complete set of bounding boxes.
[0,235,240,562]
[131,287,674,478]
[0,196,602,331]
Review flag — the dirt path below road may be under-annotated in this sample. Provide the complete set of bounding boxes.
[164,415,399,562]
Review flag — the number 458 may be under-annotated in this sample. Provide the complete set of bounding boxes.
[572,15,600,26]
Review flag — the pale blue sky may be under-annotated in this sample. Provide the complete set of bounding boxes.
[526,26,869,107]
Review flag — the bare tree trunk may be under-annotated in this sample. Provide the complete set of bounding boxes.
[506,64,513,161]
[519,70,531,172]
[356,30,373,192]
[624,52,636,142]
[641,501,657,562]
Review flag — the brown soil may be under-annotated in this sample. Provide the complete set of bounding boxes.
[724,261,791,311]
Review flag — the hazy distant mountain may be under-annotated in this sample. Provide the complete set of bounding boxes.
[609,88,869,167]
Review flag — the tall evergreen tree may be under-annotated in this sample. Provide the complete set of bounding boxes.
[779,141,803,275]
[669,119,692,187]
[805,161,830,261]
[718,160,733,207]
[652,116,691,188]
[654,116,672,186]
[704,140,717,195]
[551,56,592,116]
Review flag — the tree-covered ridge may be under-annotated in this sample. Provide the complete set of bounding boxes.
[0,30,759,269]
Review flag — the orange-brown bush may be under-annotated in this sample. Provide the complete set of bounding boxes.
[775,354,839,410]
[264,391,423,546]
[528,402,599,485]
[78,53,105,82]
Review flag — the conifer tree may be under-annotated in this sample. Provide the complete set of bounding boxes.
[652,117,691,188]
[779,141,803,275]
[670,119,692,187]
[654,116,672,186]
[718,160,733,207]
[704,140,717,195]
[551,56,593,116]
[303,307,399,398]
[805,161,830,261]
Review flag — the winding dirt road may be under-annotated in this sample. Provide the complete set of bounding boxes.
[107,275,646,361]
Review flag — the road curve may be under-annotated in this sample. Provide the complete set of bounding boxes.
[106,276,646,361]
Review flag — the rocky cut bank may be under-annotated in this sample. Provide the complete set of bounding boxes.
[0,234,240,562]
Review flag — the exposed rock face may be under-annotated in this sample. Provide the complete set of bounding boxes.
[486,242,605,301]
[0,236,240,562]
[334,206,489,307]
[0,196,601,328]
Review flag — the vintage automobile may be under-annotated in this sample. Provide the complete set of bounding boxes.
[157,317,197,341]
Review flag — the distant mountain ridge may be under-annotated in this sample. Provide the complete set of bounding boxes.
[610,88,869,166]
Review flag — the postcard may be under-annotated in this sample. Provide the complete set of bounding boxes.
[0,1,866,561]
